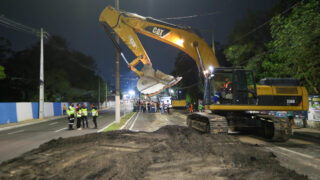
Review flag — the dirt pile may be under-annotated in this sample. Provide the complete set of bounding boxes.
[0,126,307,180]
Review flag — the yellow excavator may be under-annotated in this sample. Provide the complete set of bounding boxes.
[99,6,308,141]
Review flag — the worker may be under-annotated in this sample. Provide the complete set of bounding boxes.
[133,101,137,112]
[212,92,221,104]
[81,103,89,128]
[160,101,164,114]
[63,104,66,115]
[165,100,170,114]
[91,103,99,129]
[224,78,232,93]
[67,103,75,130]
[143,101,146,112]
[198,102,203,112]
[189,103,193,113]
[223,78,233,100]
[76,104,82,130]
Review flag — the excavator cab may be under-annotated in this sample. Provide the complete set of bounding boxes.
[205,68,257,106]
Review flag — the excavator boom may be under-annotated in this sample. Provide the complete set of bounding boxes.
[99,6,219,95]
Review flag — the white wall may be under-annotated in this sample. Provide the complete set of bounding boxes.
[44,102,54,117]
[16,102,33,122]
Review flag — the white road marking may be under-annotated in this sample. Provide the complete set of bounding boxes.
[55,127,67,132]
[129,111,140,130]
[120,112,137,130]
[49,122,58,125]
[8,130,24,135]
[272,146,316,159]
[97,122,115,133]
[164,117,169,122]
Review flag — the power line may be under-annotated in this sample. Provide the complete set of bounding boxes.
[230,1,302,44]
[0,15,50,38]
[0,16,96,72]
[230,1,304,67]
[160,11,220,20]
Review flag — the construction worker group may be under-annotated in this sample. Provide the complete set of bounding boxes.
[67,103,99,130]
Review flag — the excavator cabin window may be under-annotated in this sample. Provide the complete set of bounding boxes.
[210,72,233,104]
[207,69,257,105]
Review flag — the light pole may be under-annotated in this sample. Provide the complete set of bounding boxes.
[98,78,101,109]
[115,0,121,124]
[39,28,44,119]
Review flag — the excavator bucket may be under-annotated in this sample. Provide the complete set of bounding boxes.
[137,64,182,96]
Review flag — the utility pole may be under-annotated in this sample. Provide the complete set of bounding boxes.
[115,0,121,124]
[98,78,101,109]
[212,30,216,54]
[39,28,44,119]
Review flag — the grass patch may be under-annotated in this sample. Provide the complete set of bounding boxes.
[104,111,135,132]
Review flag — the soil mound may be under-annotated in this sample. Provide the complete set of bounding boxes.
[0,125,307,180]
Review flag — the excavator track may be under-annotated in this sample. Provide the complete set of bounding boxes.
[257,115,292,142]
[187,113,228,134]
[187,113,291,142]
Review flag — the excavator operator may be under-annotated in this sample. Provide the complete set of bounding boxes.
[223,78,232,93]
[222,78,232,101]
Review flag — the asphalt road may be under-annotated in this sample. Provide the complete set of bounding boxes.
[0,108,126,163]
[129,110,320,180]
[127,110,186,132]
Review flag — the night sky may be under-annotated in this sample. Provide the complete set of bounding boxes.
[0,0,278,87]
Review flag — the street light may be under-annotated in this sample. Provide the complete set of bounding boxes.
[129,90,135,96]
[208,66,214,73]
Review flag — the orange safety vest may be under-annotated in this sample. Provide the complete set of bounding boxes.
[224,81,231,90]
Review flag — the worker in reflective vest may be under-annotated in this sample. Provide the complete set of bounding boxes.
[76,104,82,129]
[81,103,89,128]
[224,78,232,93]
[91,104,99,129]
[67,103,75,130]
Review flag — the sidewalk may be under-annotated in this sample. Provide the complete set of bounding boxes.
[292,128,320,144]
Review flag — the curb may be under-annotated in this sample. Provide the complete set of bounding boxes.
[120,112,137,130]
[0,115,67,132]
[97,121,115,133]
[97,111,135,132]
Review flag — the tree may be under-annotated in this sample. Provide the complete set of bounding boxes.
[266,0,320,93]
[223,0,302,81]
[0,35,106,102]
[0,37,12,80]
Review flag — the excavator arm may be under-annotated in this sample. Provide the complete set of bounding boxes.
[99,6,219,95]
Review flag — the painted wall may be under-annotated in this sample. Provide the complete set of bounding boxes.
[0,102,92,125]
[16,103,33,122]
[0,103,17,124]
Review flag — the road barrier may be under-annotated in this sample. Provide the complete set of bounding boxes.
[0,102,94,125]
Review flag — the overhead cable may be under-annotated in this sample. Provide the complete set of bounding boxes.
[231,1,302,44]
[160,11,220,20]
[0,15,50,38]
